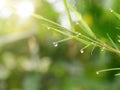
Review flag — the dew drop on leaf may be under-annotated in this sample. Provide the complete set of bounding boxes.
[53,42,58,47]
[76,32,81,36]
[47,27,51,30]
[109,8,113,12]
[76,22,79,25]
[96,72,99,75]
[101,47,105,51]
[91,42,94,45]
[80,49,84,53]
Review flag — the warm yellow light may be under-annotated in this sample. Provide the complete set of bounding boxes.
[15,1,34,19]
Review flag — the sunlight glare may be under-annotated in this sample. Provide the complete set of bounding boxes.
[0,0,12,18]
[15,1,34,19]
[0,8,12,18]
[0,0,6,9]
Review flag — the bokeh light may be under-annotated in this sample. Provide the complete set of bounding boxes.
[0,0,6,9]
[15,1,35,19]
[0,8,12,18]
[0,0,35,19]
[0,0,11,18]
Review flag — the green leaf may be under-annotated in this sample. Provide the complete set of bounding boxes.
[63,0,75,31]
[107,33,119,50]
[110,9,120,20]
[68,3,96,38]
[96,68,120,75]
[50,27,89,45]
[115,73,120,76]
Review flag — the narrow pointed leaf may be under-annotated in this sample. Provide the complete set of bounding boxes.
[68,4,96,38]
[110,9,120,20]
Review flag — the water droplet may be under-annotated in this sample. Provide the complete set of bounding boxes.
[80,49,84,53]
[76,32,81,35]
[53,42,58,47]
[109,8,113,12]
[101,47,105,51]
[96,72,99,75]
[91,42,94,45]
[76,22,79,25]
[118,40,120,43]
[47,27,51,30]
[71,36,74,38]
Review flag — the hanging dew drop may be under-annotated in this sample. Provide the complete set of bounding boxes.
[76,22,79,25]
[80,49,84,53]
[109,8,113,12]
[96,72,99,75]
[53,42,58,47]
[76,32,81,36]
[101,47,105,51]
[91,42,94,45]
[71,36,74,38]
[77,33,81,36]
[118,40,120,43]
[110,9,113,12]
[47,27,51,30]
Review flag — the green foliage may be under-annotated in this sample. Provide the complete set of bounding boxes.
[0,0,120,90]
[33,0,120,56]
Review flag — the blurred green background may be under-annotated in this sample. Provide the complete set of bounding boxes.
[0,0,120,90]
